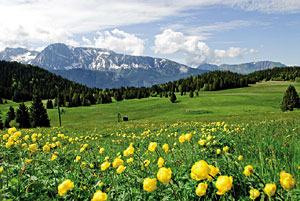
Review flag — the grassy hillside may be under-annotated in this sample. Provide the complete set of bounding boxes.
[0,81,299,200]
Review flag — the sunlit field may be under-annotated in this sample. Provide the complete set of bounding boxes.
[0,81,299,200]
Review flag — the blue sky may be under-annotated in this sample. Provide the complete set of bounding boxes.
[0,0,299,66]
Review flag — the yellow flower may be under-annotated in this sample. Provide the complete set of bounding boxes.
[74,156,81,162]
[249,189,260,200]
[80,147,85,152]
[280,171,295,191]
[198,140,206,146]
[207,165,219,181]
[179,135,185,143]
[81,162,86,167]
[215,176,233,195]
[25,159,33,163]
[263,184,276,197]
[185,133,192,141]
[91,190,107,201]
[217,149,221,154]
[3,134,9,140]
[116,165,126,174]
[43,144,50,152]
[51,154,58,161]
[8,127,16,134]
[157,157,164,168]
[191,160,211,181]
[243,165,254,176]
[123,143,135,156]
[162,144,169,153]
[223,146,229,152]
[196,183,207,196]
[157,167,172,184]
[148,142,157,152]
[28,144,37,152]
[238,155,243,161]
[58,179,74,196]
[144,159,150,167]
[99,148,105,154]
[0,167,3,173]
[143,178,157,192]
[90,163,94,168]
[104,156,109,161]
[101,161,111,171]
[127,157,134,163]
[112,158,124,168]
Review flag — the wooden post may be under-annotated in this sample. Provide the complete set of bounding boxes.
[58,104,62,127]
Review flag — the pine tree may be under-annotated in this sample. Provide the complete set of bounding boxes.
[30,96,50,127]
[170,92,177,103]
[281,85,300,112]
[46,99,54,109]
[7,106,15,122]
[0,111,3,130]
[16,103,31,128]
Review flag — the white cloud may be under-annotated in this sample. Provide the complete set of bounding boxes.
[93,29,145,56]
[154,29,257,66]
[0,0,299,50]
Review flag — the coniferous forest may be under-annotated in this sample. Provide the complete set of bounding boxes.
[1,60,300,108]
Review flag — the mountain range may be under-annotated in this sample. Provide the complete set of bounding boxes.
[197,61,286,74]
[0,43,207,88]
[0,43,286,88]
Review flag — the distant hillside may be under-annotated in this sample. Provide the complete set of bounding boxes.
[0,61,110,106]
[197,61,286,74]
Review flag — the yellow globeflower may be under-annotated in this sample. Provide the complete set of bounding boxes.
[123,143,135,157]
[243,165,254,176]
[28,144,37,152]
[198,140,206,146]
[263,184,276,197]
[185,133,192,141]
[25,159,33,163]
[101,161,111,171]
[74,156,81,162]
[99,148,105,154]
[51,154,58,161]
[143,178,157,192]
[207,165,219,181]
[116,165,126,174]
[196,183,207,196]
[157,167,172,184]
[0,166,3,173]
[58,179,74,196]
[157,157,164,168]
[148,142,157,152]
[127,157,134,163]
[191,160,211,181]
[162,144,169,153]
[238,155,243,161]
[179,135,185,143]
[43,144,50,152]
[8,127,16,135]
[215,176,233,195]
[223,146,229,152]
[280,171,295,191]
[80,147,85,152]
[217,149,221,154]
[90,163,94,168]
[113,158,124,168]
[144,159,150,167]
[91,190,107,201]
[249,189,260,200]
[3,134,9,140]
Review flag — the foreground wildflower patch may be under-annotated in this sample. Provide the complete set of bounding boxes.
[0,121,299,200]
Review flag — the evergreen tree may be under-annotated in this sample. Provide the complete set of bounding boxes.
[170,92,177,103]
[4,118,10,128]
[46,99,54,109]
[189,90,194,98]
[281,85,300,111]
[30,96,50,127]
[7,106,15,122]
[16,103,31,128]
[0,111,3,130]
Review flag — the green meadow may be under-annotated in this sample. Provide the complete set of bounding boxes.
[0,81,299,200]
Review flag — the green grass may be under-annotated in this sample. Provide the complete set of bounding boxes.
[0,81,299,200]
